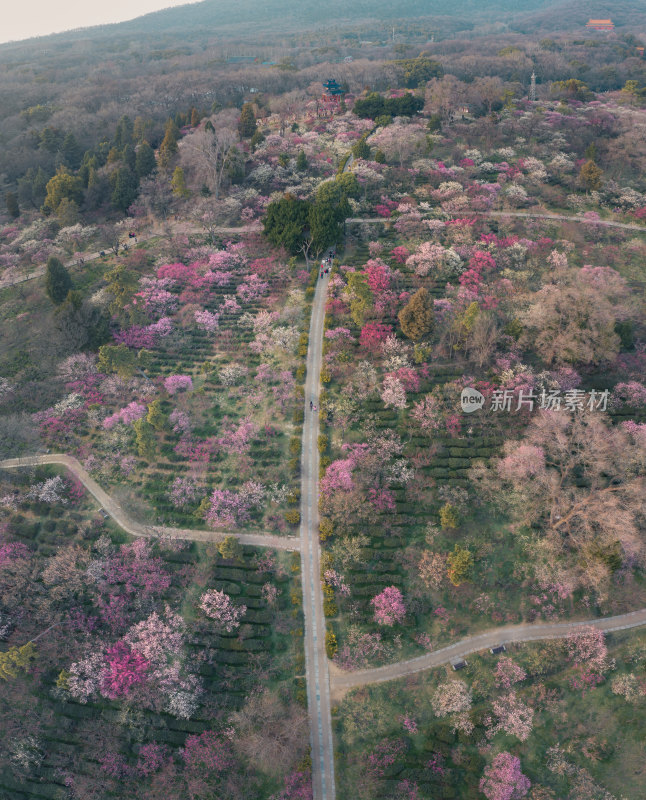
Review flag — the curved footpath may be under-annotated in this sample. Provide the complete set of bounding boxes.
[346,210,646,232]
[0,222,262,290]
[0,454,299,551]
[300,270,336,800]
[330,609,646,701]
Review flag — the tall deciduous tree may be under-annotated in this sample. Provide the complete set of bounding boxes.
[472,411,646,598]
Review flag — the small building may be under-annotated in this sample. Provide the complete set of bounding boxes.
[586,18,614,31]
[490,645,506,655]
[451,658,468,671]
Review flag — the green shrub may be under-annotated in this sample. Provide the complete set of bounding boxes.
[325,630,337,658]
[317,434,328,453]
[289,437,301,455]
[440,502,460,529]
[285,509,301,525]
[319,518,334,541]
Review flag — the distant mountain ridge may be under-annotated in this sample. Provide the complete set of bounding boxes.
[0,0,561,50]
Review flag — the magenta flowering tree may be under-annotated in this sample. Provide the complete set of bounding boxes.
[237,273,269,302]
[134,277,178,318]
[194,309,220,333]
[114,317,173,348]
[200,589,246,632]
[103,401,147,429]
[164,374,193,394]
[217,417,258,456]
[100,641,149,699]
[168,477,198,509]
[319,457,355,498]
[479,753,530,800]
[204,482,263,527]
[0,540,30,567]
[363,259,392,294]
[611,381,646,409]
[135,743,168,777]
[371,586,406,626]
[359,322,393,353]
[566,625,608,672]
[390,246,409,264]
[271,768,314,800]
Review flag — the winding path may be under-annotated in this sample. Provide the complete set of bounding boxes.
[329,609,646,701]
[0,454,299,551]
[345,210,646,232]
[300,269,336,800]
[0,221,262,291]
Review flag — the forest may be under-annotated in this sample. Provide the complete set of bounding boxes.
[1,1,646,799]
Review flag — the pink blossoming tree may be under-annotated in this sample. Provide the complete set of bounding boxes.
[371,586,406,626]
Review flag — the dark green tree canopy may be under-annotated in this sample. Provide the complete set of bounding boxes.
[238,103,257,138]
[135,141,157,178]
[111,166,139,212]
[263,194,312,254]
[45,256,73,305]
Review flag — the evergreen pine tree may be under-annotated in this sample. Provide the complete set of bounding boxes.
[238,103,257,138]
[5,192,19,218]
[135,141,156,178]
[296,150,308,171]
[111,166,139,213]
[171,166,190,197]
[159,119,179,168]
[45,256,73,305]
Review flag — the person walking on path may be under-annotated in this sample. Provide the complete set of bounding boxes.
[310,400,313,411]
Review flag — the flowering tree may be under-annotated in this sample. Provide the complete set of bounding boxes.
[200,589,246,632]
[480,753,531,800]
[359,322,393,353]
[431,680,472,718]
[381,375,407,410]
[489,692,534,741]
[194,309,220,333]
[371,586,406,625]
[103,401,146,429]
[168,477,198,509]
[494,657,527,690]
[100,641,149,699]
[164,375,193,394]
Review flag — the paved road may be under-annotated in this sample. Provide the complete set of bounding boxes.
[0,455,299,551]
[329,608,646,701]
[300,271,336,800]
[345,210,646,232]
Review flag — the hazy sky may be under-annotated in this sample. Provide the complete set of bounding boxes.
[1,1,203,44]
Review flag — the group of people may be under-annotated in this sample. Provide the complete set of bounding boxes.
[309,400,317,412]
[320,248,335,279]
